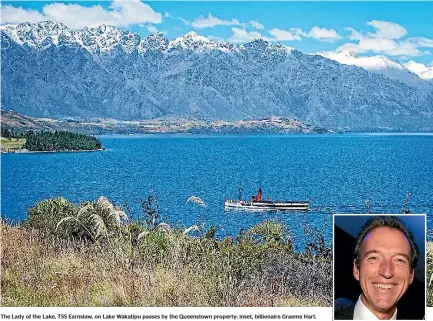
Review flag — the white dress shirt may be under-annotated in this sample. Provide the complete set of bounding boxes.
[353,295,397,320]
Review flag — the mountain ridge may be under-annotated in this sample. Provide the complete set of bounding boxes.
[2,21,433,131]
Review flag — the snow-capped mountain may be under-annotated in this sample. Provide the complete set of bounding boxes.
[404,61,433,80]
[317,50,426,87]
[168,31,222,52]
[2,21,433,131]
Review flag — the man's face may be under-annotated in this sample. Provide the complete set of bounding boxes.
[353,226,414,318]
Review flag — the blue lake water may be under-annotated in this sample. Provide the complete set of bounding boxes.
[2,133,433,250]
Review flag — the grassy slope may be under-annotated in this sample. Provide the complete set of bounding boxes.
[1,222,331,307]
[0,137,26,151]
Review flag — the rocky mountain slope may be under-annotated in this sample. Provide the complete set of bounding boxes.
[2,21,433,131]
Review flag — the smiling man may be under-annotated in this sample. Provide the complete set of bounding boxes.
[339,216,420,320]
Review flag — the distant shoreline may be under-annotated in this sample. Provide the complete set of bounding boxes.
[1,148,104,154]
[1,110,335,135]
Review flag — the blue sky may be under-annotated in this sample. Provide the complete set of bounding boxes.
[1,1,433,64]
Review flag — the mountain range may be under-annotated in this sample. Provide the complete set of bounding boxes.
[1,21,433,131]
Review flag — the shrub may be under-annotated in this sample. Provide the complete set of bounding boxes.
[141,193,161,230]
[135,230,173,263]
[57,196,128,242]
[26,197,76,236]
[244,220,289,245]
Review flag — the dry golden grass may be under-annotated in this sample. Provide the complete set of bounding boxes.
[0,137,26,151]
[1,222,332,307]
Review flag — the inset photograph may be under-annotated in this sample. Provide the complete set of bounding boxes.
[334,215,426,320]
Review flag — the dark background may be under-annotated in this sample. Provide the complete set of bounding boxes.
[334,215,426,320]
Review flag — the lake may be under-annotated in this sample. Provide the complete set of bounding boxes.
[2,133,433,250]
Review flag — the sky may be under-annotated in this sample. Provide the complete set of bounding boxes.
[1,1,433,65]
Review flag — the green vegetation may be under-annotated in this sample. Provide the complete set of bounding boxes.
[1,127,102,152]
[26,197,77,237]
[1,127,26,139]
[1,196,332,307]
[23,130,102,151]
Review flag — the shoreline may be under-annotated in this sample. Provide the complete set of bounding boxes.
[1,148,105,154]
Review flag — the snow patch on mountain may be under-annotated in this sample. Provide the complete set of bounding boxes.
[404,61,433,80]
[317,49,425,87]
[168,31,218,52]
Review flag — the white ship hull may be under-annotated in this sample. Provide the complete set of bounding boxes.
[224,199,309,211]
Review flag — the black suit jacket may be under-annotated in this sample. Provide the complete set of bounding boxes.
[334,305,355,320]
[334,304,403,320]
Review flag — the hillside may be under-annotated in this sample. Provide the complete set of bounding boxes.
[0,109,332,135]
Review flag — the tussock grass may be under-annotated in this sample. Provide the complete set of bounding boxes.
[1,197,332,307]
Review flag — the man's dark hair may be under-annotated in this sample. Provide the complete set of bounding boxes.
[353,216,419,270]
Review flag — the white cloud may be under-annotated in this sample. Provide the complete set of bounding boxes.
[359,38,399,52]
[178,17,190,26]
[338,20,430,57]
[109,0,161,24]
[344,21,406,41]
[268,26,339,42]
[366,20,407,40]
[229,27,264,43]
[345,27,362,41]
[386,41,423,56]
[269,28,302,41]
[337,38,421,57]
[146,25,158,33]
[190,14,264,31]
[291,28,308,38]
[308,26,341,42]
[250,20,264,30]
[408,37,433,48]
[191,14,240,29]
[0,5,45,24]
[1,0,162,29]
